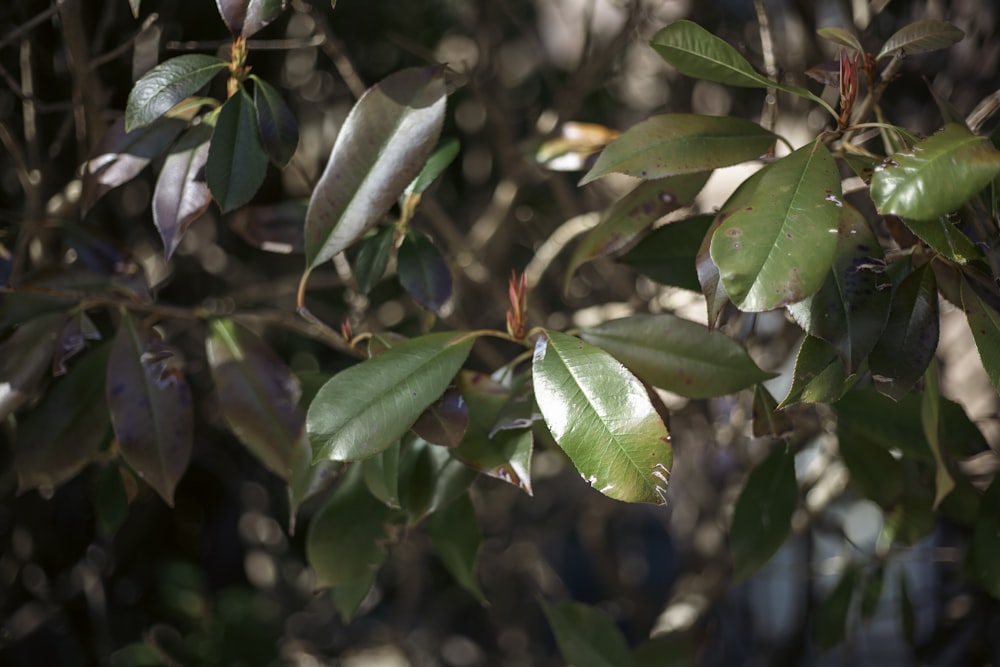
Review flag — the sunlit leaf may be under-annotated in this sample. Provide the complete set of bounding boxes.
[397,231,452,313]
[397,436,475,522]
[215,0,288,38]
[405,137,460,197]
[153,122,213,259]
[973,476,1000,598]
[579,314,774,398]
[352,225,395,294]
[306,464,397,589]
[536,122,620,172]
[565,173,710,287]
[871,124,1000,220]
[362,441,400,508]
[426,493,486,603]
[126,55,227,132]
[902,215,982,264]
[207,88,269,213]
[541,599,636,667]
[532,330,671,504]
[411,384,468,447]
[229,200,306,254]
[711,141,842,312]
[816,26,863,53]
[308,332,475,462]
[82,116,187,213]
[128,0,141,18]
[252,75,298,167]
[920,362,954,509]
[619,214,712,291]
[779,335,846,407]
[961,277,1000,394]
[107,312,193,506]
[582,114,773,184]
[877,19,964,60]
[206,318,307,479]
[304,67,447,270]
[869,264,938,400]
[15,345,111,494]
[0,313,65,421]
[730,447,797,580]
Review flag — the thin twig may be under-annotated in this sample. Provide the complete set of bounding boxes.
[89,13,159,70]
[0,1,63,51]
[301,0,367,98]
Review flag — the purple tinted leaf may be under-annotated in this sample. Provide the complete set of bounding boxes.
[53,312,101,376]
[252,75,299,167]
[107,312,193,506]
[82,116,187,213]
[0,313,66,421]
[410,383,468,448]
[154,122,213,259]
[216,0,288,38]
[397,231,452,313]
[126,54,227,132]
[207,88,269,213]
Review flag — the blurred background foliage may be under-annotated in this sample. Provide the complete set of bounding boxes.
[1,0,999,665]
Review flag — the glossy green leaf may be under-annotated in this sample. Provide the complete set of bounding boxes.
[207,88,269,213]
[229,200,306,254]
[426,493,486,603]
[154,122,214,259]
[871,124,1000,220]
[251,76,299,168]
[215,0,288,38]
[779,335,846,407]
[397,436,475,522]
[541,599,636,667]
[903,215,982,264]
[15,345,111,493]
[308,332,475,462]
[304,67,447,270]
[82,116,187,213]
[362,441,400,508]
[815,567,858,651]
[582,114,772,184]
[620,214,712,291]
[730,448,797,580]
[921,363,955,509]
[397,231,452,313]
[869,264,938,400]
[0,313,65,421]
[752,384,792,438]
[973,475,1000,598]
[405,137,460,197]
[532,330,671,504]
[411,384,467,447]
[126,54,227,132]
[306,464,397,589]
[206,319,307,479]
[816,26,863,53]
[566,173,710,287]
[351,225,395,293]
[786,205,892,372]
[288,371,342,516]
[711,141,842,311]
[107,312,192,506]
[961,278,1000,394]
[579,314,774,399]
[877,19,964,60]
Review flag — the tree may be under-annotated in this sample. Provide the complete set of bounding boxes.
[1,0,999,664]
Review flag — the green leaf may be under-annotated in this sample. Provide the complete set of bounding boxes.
[95,464,130,538]
[404,137,460,197]
[154,122,214,259]
[0,313,65,421]
[871,124,1000,220]
[331,571,375,622]
[426,493,486,603]
[816,26,863,53]
[779,335,846,407]
[961,278,1000,395]
[710,141,842,311]
[581,114,773,184]
[15,345,111,493]
[126,54,227,132]
[362,441,400,508]
[579,314,774,399]
[877,19,964,60]
[251,76,299,167]
[565,173,710,287]
[836,389,932,462]
[397,436,475,522]
[751,384,792,438]
[215,0,288,38]
[351,225,395,293]
[532,330,671,504]
[541,600,636,667]
[869,264,938,400]
[973,475,1000,598]
[837,422,901,507]
[306,464,397,589]
[921,362,955,509]
[697,210,729,327]
[308,332,475,462]
[207,88,269,213]
[619,214,712,291]
[107,312,192,506]
[786,205,892,372]
[902,215,982,264]
[632,634,700,667]
[206,319,307,479]
[397,231,452,313]
[304,67,447,270]
[730,448,797,580]
[815,567,858,651]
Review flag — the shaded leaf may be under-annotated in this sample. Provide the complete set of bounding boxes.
[532,330,671,504]
[397,231,452,313]
[405,137,460,197]
[252,75,298,167]
[411,384,468,448]
[710,141,842,312]
[816,26,863,53]
[153,122,214,259]
[580,314,774,399]
[869,264,939,400]
[885,462,936,545]
[961,277,1000,394]
[82,116,187,213]
[731,448,797,580]
[973,475,1000,598]
[331,571,375,622]
[426,493,486,603]
[920,362,954,509]
[229,200,306,254]
[397,436,476,522]
[877,19,964,60]
[836,389,932,463]
[697,209,728,327]
[619,214,713,291]
[633,633,700,667]
[860,566,885,620]
[206,319,307,479]
[779,335,846,407]
[288,370,343,516]
[541,599,636,667]
[0,313,66,422]
[902,215,981,264]
[837,416,902,507]
[126,55,227,132]
[15,345,111,493]
[308,332,475,462]
[95,464,130,538]
[53,312,101,375]
[871,124,1000,220]
[362,441,400,508]
[566,173,710,286]
[216,0,288,38]
[752,384,792,438]
[582,114,773,184]
[304,67,447,269]
[0,292,74,331]
[815,567,858,651]
[207,88,269,213]
[107,312,192,506]
[352,225,395,293]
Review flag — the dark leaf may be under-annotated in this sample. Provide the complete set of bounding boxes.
[836,389,932,463]
[252,75,298,167]
[815,566,858,651]
[95,464,130,538]
[902,215,982,264]
[619,214,713,291]
[229,200,306,254]
[126,54,227,132]
[730,447,797,580]
[352,225,395,294]
[972,475,1000,598]
[397,231,452,313]
[404,137,460,197]
[411,384,468,448]
[362,441,400,508]
[426,493,486,603]
[153,122,213,259]
[0,313,66,421]
[541,600,636,667]
[779,335,846,407]
[920,362,954,509]
[397,436,475,523]
[207,88,269,213]
[53,312,101,375]
[960,277,1000,395]
[751,384,792,438]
